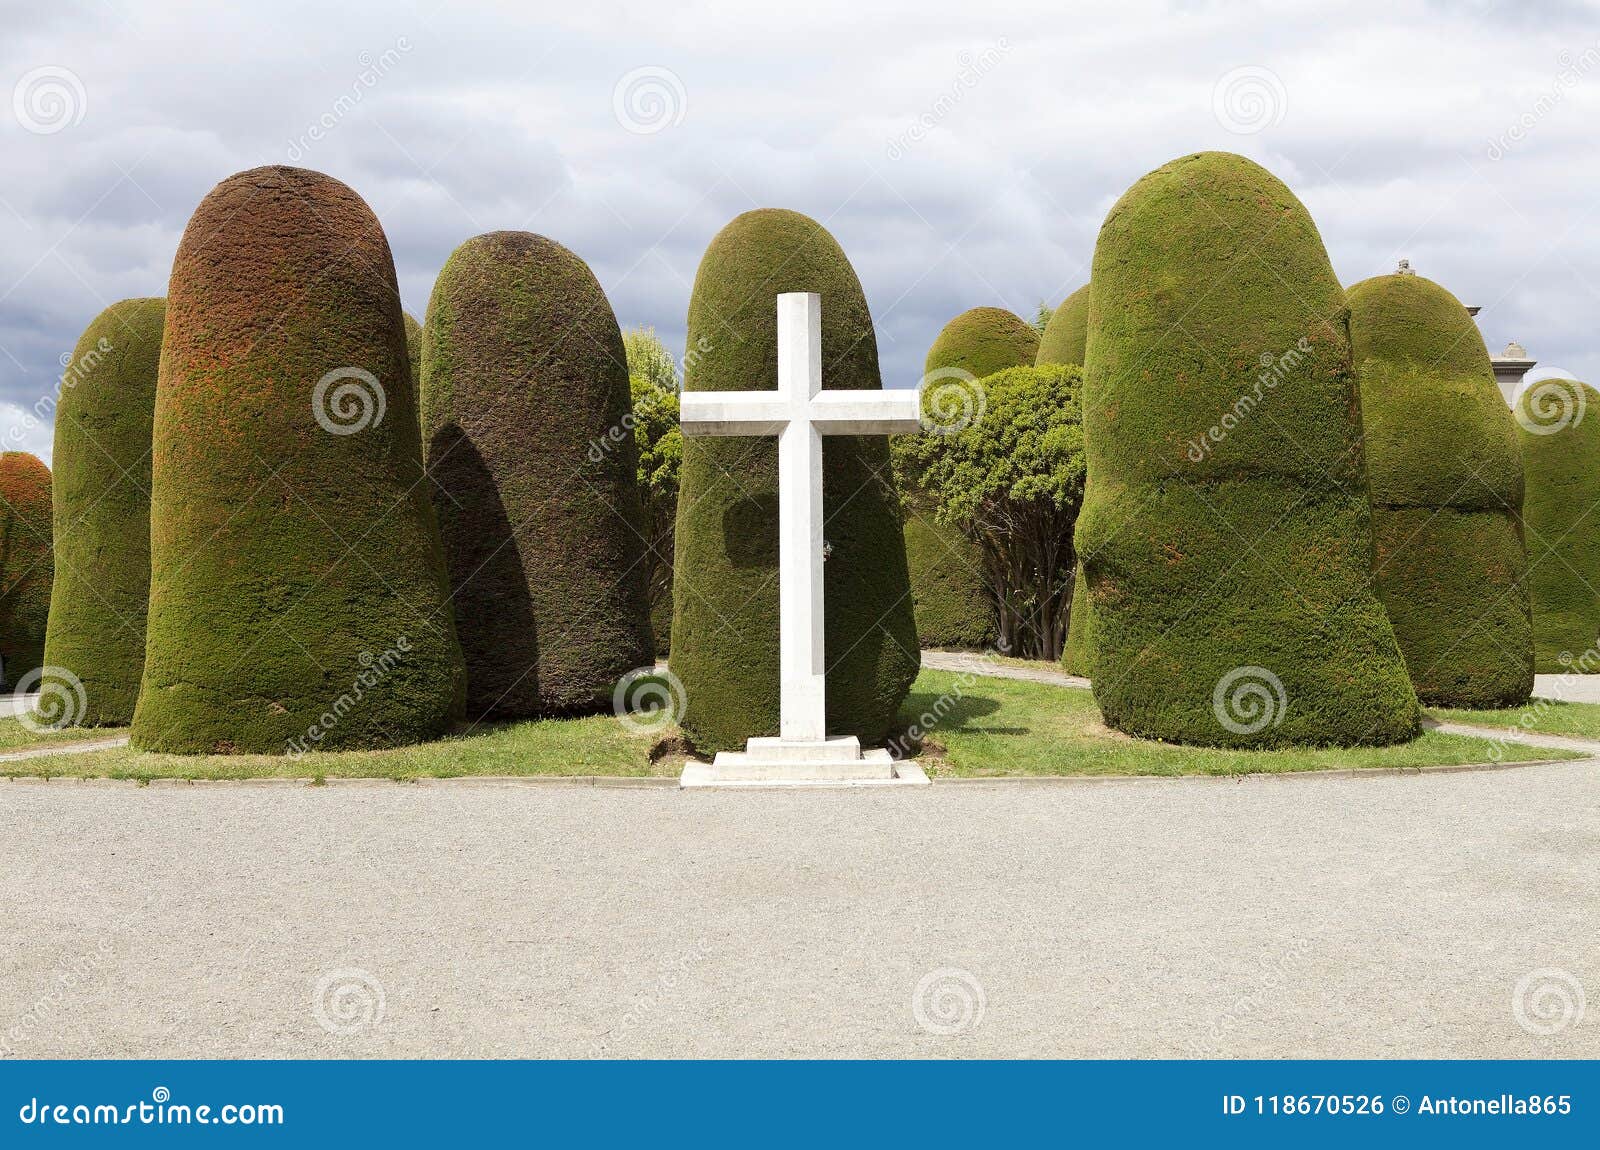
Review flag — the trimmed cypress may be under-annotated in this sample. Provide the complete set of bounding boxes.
[42,298,163,723]
[1347,271,1532,706]
[671,209,920,752]
[1076,152,1418,746]
[0,452,53,689]
[422,231,653,718]
[131,165,465,754]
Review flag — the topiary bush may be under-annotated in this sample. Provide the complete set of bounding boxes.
[902,492,993,649]
[1516,377,1600,671]
[42,298,164,723]
[404,311,423,401]
[671,208,920,753]
[131,165,466,754]
[1076,151,1418,747]
[924,306,1039,382]
[1347,271,1532,706]
[422,231,653,719]
[1037,283,1095,674]
[1035,283,1090,368]
[0,452,53,689]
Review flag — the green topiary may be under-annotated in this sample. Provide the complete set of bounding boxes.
[902,492,993,649]
[404,311,423,400]
[670,208,920,753]
[1516,378,1600,671]
[1347,271,1532,706]
[1035,283,1090,368]
[1076,152,1418,747]
[0,452,53,689]
[1038,283,1095,673]
[924,307,1039,383]
[131,165,466,754]
[41,298,164,723]
[422,231,653,719]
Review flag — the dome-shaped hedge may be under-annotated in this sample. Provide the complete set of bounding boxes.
[41,298,163,723]
[131,165,465,754]
[903,493,993,649]
[1075,152,1417,746]
[1347,271,1532,706]
[0,452,53,689]
[1039,283,1096,674]
[1036,284,1090,368]
[422,231,653,719]
[924,307,1039,382]
[1517,377,1600,671]
[671,208,920,752]
[404,312,423,399]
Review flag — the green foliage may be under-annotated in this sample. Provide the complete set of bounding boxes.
[43,298,164,723]
[423,231,653,719]
[1036,283,1090,368]
[924,307,1039,382]
[403,311,423,401]
[901,493,993,649]
[670,208,920,753]
[1076,151,1418,747]
[132,166,466,754]
[1060,564,1092,675]
[1347,272,1531,706]
[0,452,53,689]
[623,326,682,654]
[1030,301,1052,335]
[1516,378,1600,671]
[900,364,1084,659]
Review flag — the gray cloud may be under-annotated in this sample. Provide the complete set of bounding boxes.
[3,0,1598,465]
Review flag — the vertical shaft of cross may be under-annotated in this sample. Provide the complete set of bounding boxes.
[776,293,827,741]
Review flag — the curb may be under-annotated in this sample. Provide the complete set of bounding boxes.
[3,773,681,790]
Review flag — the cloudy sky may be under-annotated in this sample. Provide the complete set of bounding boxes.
[2,0,1597,462]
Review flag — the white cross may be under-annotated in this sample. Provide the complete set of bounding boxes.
[679,292,921,760]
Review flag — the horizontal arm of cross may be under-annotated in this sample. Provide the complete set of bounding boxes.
[806,388,923,435]
[679,391,792,437]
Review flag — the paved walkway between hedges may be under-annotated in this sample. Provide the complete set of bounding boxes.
[920,651,1600,706]
[3,758,1596,1059]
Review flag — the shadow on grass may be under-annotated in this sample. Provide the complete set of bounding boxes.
[896,690,1023,736]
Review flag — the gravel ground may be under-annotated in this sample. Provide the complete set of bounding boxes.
[2,763,1595,1059]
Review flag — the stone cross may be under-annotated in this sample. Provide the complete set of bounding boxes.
[678,292,922,782]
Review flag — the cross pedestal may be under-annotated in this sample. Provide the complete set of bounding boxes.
[676,292,925,787]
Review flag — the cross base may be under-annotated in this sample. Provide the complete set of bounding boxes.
[679,736,929,789]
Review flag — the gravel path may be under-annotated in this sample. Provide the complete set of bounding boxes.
[3,763,1595,1059]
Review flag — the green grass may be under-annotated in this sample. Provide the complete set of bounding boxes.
[0,717,129,751]
[902,671,1580,777]
[2,671,1580,782]
[1427,696,1600,741]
